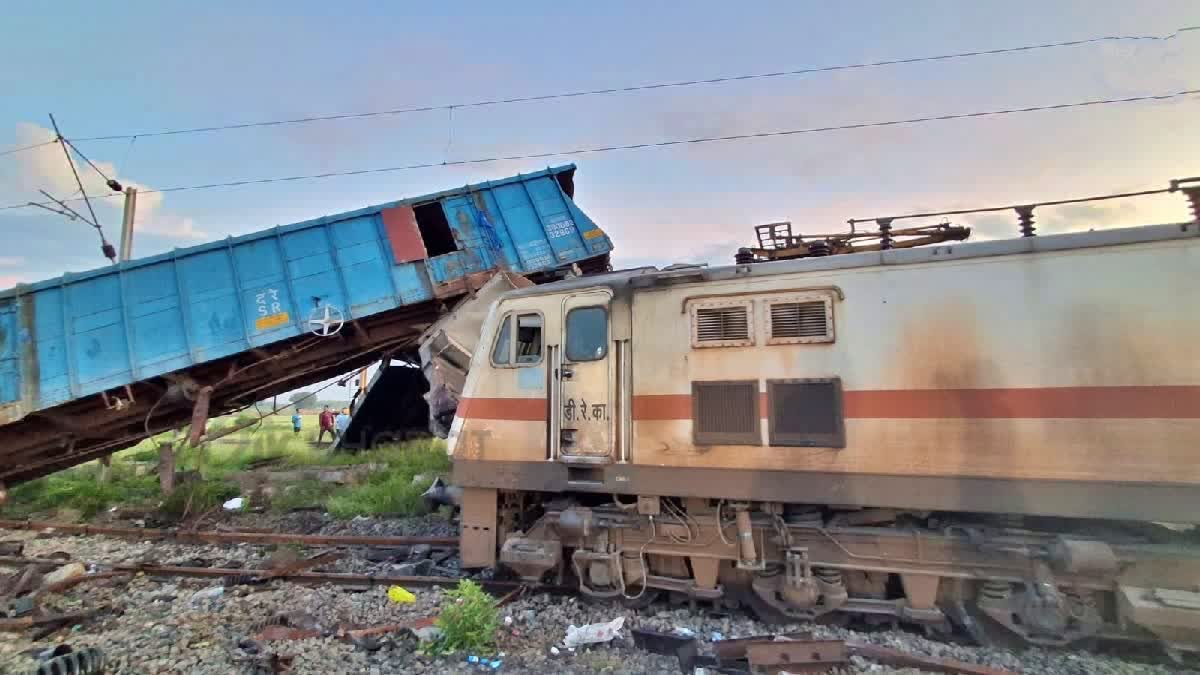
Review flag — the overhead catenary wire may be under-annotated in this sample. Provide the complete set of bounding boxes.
[55,24,1199,143]
[2,87,1196,213]
[0,139,57,158]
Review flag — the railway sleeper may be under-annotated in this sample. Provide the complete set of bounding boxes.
[471,493,1200,655]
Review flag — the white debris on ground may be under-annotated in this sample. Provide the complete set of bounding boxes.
[1,521,1194,675]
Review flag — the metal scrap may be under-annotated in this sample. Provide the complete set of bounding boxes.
[631,628,704,673]
[745,638,846,673]
[0,607,107,632]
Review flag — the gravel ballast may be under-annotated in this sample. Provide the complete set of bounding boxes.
[2,521,1194,674]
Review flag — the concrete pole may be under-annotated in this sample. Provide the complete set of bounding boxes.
[99,188,139,483]
[119,187,137,262]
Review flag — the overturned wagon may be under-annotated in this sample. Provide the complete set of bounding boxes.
[451,179,1200,654]
[0,165,612,487]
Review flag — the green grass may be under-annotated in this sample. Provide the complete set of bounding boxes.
[159,478,241,519]
[268,479,337,513]
[2,413,450,521]
[4,463,160,519]
[325,439,450,518]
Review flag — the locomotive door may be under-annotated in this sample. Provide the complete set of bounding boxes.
[557,291,613,460]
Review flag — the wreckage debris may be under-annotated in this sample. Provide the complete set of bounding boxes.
[700,630,1018,675]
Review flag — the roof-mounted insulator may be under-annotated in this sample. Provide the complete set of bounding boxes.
[1170,178,1200,223]
[1015,205,1036,237]
[876,218,894,250]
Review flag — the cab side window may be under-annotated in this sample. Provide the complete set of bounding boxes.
[565,306,608,362]
[491,315,512,365]
[515,314,543,364]
[491,312,544,367]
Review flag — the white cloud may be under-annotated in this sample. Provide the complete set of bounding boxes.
[138,215,209,241]
[0,256,23,266]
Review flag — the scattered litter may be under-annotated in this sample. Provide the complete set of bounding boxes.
[188,585,225,604]
[489,659,502,669]
[503,615,513,626]
[409,623,442,643]
[672,626,696,637]
[386,585,416,604]
[563,615,625,648]
[549,647,560,656]
[710,631,724,642]
[223,497,246,510]
[41,562,86,588]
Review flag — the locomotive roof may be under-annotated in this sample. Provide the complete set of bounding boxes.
[502,220,1198,299]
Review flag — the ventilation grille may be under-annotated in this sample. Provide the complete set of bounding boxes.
[693,381,760,445]
[767,379,844,448]
[770,301,828,339]
[695,306,750,343]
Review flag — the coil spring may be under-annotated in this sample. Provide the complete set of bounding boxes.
[814,567,843,588]
[980,580,1012,602]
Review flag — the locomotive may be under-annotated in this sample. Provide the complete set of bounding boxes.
[449,181,1200,653]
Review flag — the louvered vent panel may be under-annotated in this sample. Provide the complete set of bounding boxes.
[770,301,828,339]
[767,379,845,448]
[695,307,750,342]
[692,381,760,445]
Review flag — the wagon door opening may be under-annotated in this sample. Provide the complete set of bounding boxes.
[557,292,613,462]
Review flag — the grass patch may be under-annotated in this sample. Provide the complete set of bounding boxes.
[268,479,337,513]
[427,579,500,655]
[325,439,449,518]
[3,464,160,519]
[160,478,241,519]
[3,408,449,520]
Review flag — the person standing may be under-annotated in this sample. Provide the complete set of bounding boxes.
[317,406,336,443]
[291,409,303,435]
[335,408,351,442]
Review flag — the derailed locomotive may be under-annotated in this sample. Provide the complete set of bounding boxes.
[449,184,1200,653]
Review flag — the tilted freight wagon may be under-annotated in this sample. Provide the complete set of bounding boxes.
[0,164,611,487]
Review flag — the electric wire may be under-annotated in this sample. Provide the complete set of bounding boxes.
[4,87,1194,213]
[61,25,1200,143]
[0,139,57,158]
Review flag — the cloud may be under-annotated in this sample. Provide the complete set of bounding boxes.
[139,215,209,241]
[0,256,22,266]
[0,275,23,288]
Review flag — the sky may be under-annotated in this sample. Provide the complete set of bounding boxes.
[0,1,1197,288]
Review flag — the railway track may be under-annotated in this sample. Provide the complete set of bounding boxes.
[2,520,1191,674]
[0,518,458,548]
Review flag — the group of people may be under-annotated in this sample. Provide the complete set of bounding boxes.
[290,405,350,444]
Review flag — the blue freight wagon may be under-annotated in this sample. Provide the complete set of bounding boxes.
[0,164,612,486]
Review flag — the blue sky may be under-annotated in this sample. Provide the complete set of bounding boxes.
[0,0,1197,289]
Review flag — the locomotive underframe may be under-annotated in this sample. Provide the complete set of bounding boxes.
[462,485,1200,653]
